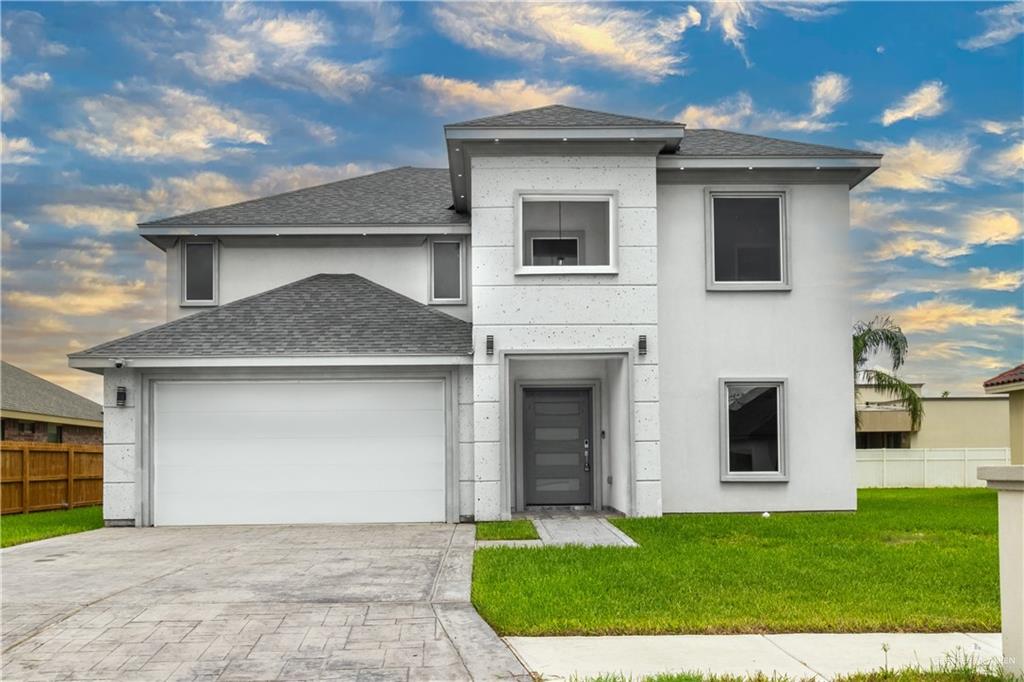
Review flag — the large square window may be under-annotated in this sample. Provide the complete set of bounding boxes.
[182,241,217,305]
[430,238,465,304]
[720,379,787,482]
[518,195,615,273]
[707,192,788,290]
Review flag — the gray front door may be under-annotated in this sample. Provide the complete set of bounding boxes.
[522,388,593,506]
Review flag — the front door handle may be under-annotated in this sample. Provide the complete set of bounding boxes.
[583,439,591,472]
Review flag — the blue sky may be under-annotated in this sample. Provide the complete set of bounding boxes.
[2,1,1022,401]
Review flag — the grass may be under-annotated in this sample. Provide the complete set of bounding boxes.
[0,506,104,548]
[473,489,1000,636]
[476,519,540,541]
[574,648,1017,681]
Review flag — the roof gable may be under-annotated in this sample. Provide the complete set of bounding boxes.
[447,104,681,129]
[70,275,473,359]
[141,167,464,228]
[1,362,102,422]
[984,363,1024,389]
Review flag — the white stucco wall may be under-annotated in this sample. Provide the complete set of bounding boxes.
[101,368,142,525]
[164,236,471,322]
[657,183,856,512]
[470,155,661,520]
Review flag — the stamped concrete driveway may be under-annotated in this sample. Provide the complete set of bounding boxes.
[1,524,528,681]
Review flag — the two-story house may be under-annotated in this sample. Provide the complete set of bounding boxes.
[69,105,881,527]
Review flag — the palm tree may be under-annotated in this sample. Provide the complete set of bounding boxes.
[853,316,924,429]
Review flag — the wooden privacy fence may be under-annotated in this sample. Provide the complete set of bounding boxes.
[1,441,103,514]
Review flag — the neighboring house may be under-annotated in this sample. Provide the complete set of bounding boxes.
[856,383,1010,449]
[1,362,103,444]
[984,364,1024,465]
[68,104,881,527]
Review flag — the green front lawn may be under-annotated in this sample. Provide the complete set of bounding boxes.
[476,519,540,541]
[0,506,104,548]
[473,489,999,635]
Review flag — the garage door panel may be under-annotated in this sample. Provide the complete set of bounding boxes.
[157,490,444,525]
[156,409,445,441]
[157,381,443,413]
[153,380,448,525]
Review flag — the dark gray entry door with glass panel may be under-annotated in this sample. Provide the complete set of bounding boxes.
[522,388,593,506]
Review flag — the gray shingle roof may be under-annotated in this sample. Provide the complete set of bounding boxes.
[141,167,465,227]
[675,129,880,158]
[70,275,473,358]
[1,362,102,422]
[447,104,681,128]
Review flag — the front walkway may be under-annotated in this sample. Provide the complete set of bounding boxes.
[506,632,1004,680]
[478,511,638,548]
[2,524,528,681]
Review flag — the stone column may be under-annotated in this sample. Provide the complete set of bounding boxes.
[978,465,1024,675]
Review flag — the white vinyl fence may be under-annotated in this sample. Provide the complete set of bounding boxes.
[857,447,1011,488]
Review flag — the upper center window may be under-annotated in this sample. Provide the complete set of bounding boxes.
[519,195,615,273]
[182,241,217,305]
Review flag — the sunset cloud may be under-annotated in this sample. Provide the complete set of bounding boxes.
[959,1,1024,51]
[881,80,948,126]
[418,75,587,115]
[1,133,41,164]
[862,137,972,191]
[890,298,1023,334]
[678,72,849,132]
[432,3,702,81]
[707,1,840,64]
[982,140,1024,177]
[52,86,269,162]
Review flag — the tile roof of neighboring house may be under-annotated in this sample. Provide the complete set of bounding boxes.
[447,104,681,128]
[984,363,1024,389]
[675,129,881,158]
[1,362,103,422]
[70,275,473,358]
[141,167,465,227]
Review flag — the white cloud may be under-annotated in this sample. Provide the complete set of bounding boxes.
[40,164,381,233]
[2,11,69,59]
[857,267,1023,303]
[302,120,337,145]
[1,71,51,119]
[52,85,269,162]
[959,1,1024,51]
[961,209,1022,246]
[849,197,907,229]
[418,75,587,115]
[707,1,839,64]
[881,81,948,126]
[174,4,374,101]
[869,235,971,266]
[1,133,41,164]
[862,137,973,191]
[677,72,849,132]
[976,119,1024,135]
[5,217,29,231]
[889,299,1023,334]
[982,141,1024,177]
[432,3,702,82]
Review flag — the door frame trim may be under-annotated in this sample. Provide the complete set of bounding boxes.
[513,379,602,512]
[139,367,459,526]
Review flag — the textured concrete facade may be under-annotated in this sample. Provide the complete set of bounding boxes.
[470,155,661,520]
[101,368,141,525]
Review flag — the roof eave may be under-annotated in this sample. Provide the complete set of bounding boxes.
[443,125,686,141]
[68,354,474,371]
[985,380,1024,394]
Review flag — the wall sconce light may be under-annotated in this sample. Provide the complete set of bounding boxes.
[116,386,127,407]
[486,335,495,356]
[638,335,648,356]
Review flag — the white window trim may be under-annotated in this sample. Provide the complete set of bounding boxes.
[514,191,618,275]
[180,239,219,306]
[705,189,791,291]
[428,236,466,305]
[719,377,789,483]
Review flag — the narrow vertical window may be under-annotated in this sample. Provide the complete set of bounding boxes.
[183,242,216,304]
[720,379,788,481]
[430,239,464,303]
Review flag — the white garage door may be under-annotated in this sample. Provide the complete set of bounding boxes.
[152,379,446,525]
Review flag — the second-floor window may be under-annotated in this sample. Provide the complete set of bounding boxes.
[182,241,217,305]
[706,191,790,290]
[517,194,616,274]
[430,238,465,304]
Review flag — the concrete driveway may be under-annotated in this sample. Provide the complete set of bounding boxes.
[1,524,527,681]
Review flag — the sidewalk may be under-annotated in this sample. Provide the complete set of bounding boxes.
[505,632,1003,680]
